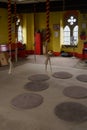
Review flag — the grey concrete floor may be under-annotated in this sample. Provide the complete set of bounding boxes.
[0,55,87,130]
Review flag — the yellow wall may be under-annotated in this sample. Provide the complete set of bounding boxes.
[50,12,61,52]
[22,11,85,55]
[0,8,17,44]
[22,13,34,50]
[22,12,62,52]
[0,8,8,44]
[77,13,87,54]
[35,12,61,51]
[0,8,86,56]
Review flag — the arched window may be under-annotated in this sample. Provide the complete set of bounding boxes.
[73,25,78,45]
[63,13,78,46]
[16,17,23,43]
[18,25,23,43]
[63,25,70,45]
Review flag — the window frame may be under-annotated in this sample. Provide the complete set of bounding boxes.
[63,12,78,47]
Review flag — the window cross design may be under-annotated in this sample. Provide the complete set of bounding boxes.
[67,16,76,25]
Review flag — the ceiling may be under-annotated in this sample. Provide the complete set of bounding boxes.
[0,0,59,4]
[0,0,87,13]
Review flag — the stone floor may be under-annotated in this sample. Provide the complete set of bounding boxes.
[0,55,87,130]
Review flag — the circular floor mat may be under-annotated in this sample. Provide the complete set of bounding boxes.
[63,86,87,98]
[76,74,87,82]
[24,82,49,91]
[72,122,87,130]
[28,74,50,81]
[54,102,87,122]
[52,71,73,79]
[11,93,43,109]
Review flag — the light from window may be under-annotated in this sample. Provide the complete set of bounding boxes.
[67,16,76,25]
[18,25,23,43]
[63,15,78,46]
[63,25,70,45]
[73,25,78,45]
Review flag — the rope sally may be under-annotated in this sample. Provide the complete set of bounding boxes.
[33,4,36,62]
[45,0,50,53]
[45,0,52,72]
[8,0,13,74]
[14,1,18,62]
[8,0,12,57]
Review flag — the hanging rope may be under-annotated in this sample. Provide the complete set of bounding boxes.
[8,0,12,56]
[45,0,52,72]
[8,0,13,74]
[14,1,17,38]
[14,1,18,62]
[45,0,50,54]
[33,4,36,63]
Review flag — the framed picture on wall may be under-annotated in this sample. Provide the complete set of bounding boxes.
[53,24,60,30]
[82,23,86,29]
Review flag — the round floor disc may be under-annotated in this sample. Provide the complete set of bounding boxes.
[24,82,49,91]
[76,74,87,82]
[54,102,87,122]
[28,74,50,81]
[11,93,43,109]
[63,86,87,98]
[52,71,73,79]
